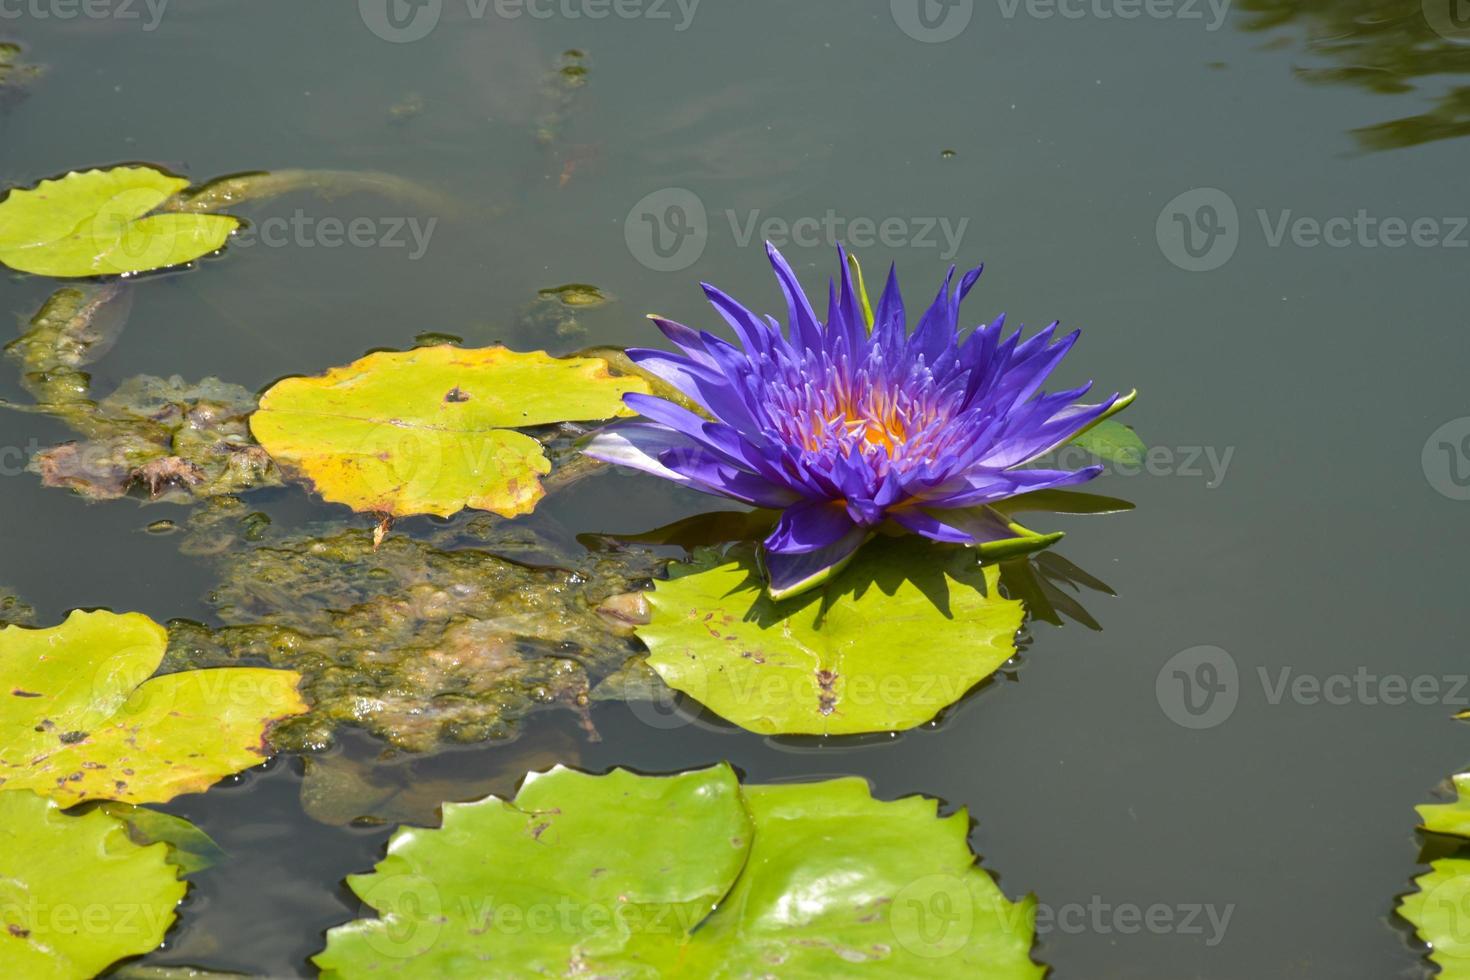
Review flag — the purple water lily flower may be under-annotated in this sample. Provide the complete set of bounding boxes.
[586,244,1130,598]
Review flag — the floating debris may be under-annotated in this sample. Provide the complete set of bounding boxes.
[165,500,664,752]
[387,92,424,124]
[517,284,612,338]
[0,42,44,104]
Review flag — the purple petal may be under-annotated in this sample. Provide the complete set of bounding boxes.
[581,423,700,484]
[660,449,803,508]
[763,527,870,600]
[915,465,1104,509]
[766,243,823,349]
[764,500,858,555]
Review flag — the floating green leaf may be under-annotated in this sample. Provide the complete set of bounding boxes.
[1401,858,1470,979]
[314,765,1042,978]
[0,789,186,980]
[0,167,238,277]
[251,345,648,519]
[1419,774,1470,839]
[634,537,1025,735]
[94,803,226,876]
[0,609,307,804]
[1068,419,1146,465]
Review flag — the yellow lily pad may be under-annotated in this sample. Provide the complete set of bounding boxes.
[250,345,647,519]
[0,610,307,805]
[0,167,238,277]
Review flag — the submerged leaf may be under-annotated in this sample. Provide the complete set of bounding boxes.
[0,42,44,98]
[635,537,1025,735]
[7,289,279,503]
[251,345,648,520]
[0,610,306,805]
[0,789,186,980]
[518,285,611,338]
[166,502,662,751]
[160,168,455,215]
[299,729,581,828]
[0,587,35,627]
[0,167,238,277]
[93,803,226,876]
[313,765,1042,978]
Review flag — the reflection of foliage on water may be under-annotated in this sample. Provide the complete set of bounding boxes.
[165,499,662,752]
[1238,0,1470,150]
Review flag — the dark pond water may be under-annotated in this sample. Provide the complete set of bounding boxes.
[2,1,1470,977]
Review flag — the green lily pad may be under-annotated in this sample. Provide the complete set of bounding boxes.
[0,167,238,277]
[0,609,307,805]
[0,789,186,980]
[1400,857,1470,978]
[1419,774,1470,839]
[314,765,1041,978]
[634,537,1025,735]
[251,345,648,519]
[1068,418,1145,465]
[94,803,226,876]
